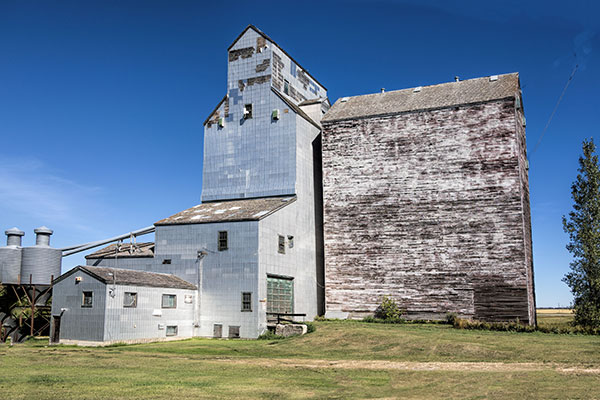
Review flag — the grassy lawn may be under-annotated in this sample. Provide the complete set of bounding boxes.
[1,316,599,399]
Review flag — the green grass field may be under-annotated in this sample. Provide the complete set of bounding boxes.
[1,314,598,399]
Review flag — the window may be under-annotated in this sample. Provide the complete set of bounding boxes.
[166,325,178,336]
[123,292,137,308]
[162,294,177,309]
[81,291,93,308]
[213,324,222,338]
[218,231,228,251]
[228,325,240,339]
[278,235,286,254]
[243,104,252,119]
[241,292,252,312]
[288,235,294,249]
[267,276,294,314]
[284,80,289,95]
[162,259,171,264]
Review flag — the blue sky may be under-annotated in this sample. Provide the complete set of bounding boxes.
[1,1,598,307]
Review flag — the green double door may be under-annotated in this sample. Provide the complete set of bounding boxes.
[267,276,294,314]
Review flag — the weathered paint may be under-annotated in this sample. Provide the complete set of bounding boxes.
[322,98,535,324]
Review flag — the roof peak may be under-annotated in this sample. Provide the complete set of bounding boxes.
[227,25,327,91]
[54,265,197,290]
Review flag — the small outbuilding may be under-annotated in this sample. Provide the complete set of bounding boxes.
[50,266,197,345]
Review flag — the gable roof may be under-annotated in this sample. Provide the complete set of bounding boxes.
[155,196,296,226]
[203,94,228,127]
[322,73,520,123]
[85,242,155,260]
[271,87,321,130]
[54,266,197,290]
[228,25,327,91]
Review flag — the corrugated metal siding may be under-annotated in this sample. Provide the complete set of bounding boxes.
[51,272,107,342]
[103,285,195,342]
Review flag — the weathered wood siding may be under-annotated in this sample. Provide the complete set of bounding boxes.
[322,99,535,323]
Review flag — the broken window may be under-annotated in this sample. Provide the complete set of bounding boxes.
[123,292,137,308]
[166,325,178,336]
[81,291,93,308]
[228,325,240,338]
[284,80,289,95]
[241,292,252,312]
[218,231,228,251]
[243,104,252,119]
[278,235,285,254]
[162,294,177,309]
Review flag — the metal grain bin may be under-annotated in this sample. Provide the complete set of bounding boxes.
[0,227,24,284]
[20,227,62,285]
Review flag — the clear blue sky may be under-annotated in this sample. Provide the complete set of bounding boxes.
[1,1,598,307]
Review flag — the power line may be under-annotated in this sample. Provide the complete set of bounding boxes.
[529,62,579,159]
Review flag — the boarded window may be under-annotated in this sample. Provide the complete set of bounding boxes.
[123,292,137,308]
[162,294,176,309]
[241,292,252,312]
[218,231,228,251]
[278,235,285,254]
[166,325,178,336]
[213,324,222,338]
[267,276,293,314]
[81,291,93,308]
[228,325,240,339]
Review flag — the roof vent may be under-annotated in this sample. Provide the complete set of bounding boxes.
[490,75,499,82]
[413,86,422,93]
[454,76,460,82]
[340,97,349,103]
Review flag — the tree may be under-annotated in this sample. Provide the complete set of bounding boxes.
[563,139,600,328]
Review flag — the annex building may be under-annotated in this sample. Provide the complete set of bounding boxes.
[48,25,535,344]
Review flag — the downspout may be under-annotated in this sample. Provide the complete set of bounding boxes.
[195,251,208,336]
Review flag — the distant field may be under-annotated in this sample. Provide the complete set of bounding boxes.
[537,308,574,315]
[537,309,574,330]
[1,319,599,399]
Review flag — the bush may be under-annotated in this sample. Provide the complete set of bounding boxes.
[374,296,404,322]
[304,321,316,334]
[450,317,600,335]
[257,331,285,340]
[445,312,458,325]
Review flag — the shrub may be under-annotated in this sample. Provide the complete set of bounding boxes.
[374,296,404,321]
[450,317,600,335]
[257,330,285,340]
[445,312,458,325]
[304,321,316,334]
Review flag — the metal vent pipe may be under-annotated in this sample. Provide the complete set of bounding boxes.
[34,226,53,246]
[5,227,25,247]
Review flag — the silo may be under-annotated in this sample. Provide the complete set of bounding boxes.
[20,227,62,285]
[0,227,24,284]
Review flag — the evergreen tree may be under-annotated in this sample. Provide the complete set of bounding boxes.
[563,139,600,328]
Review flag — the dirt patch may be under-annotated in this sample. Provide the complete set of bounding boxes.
[207,358,600,375]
